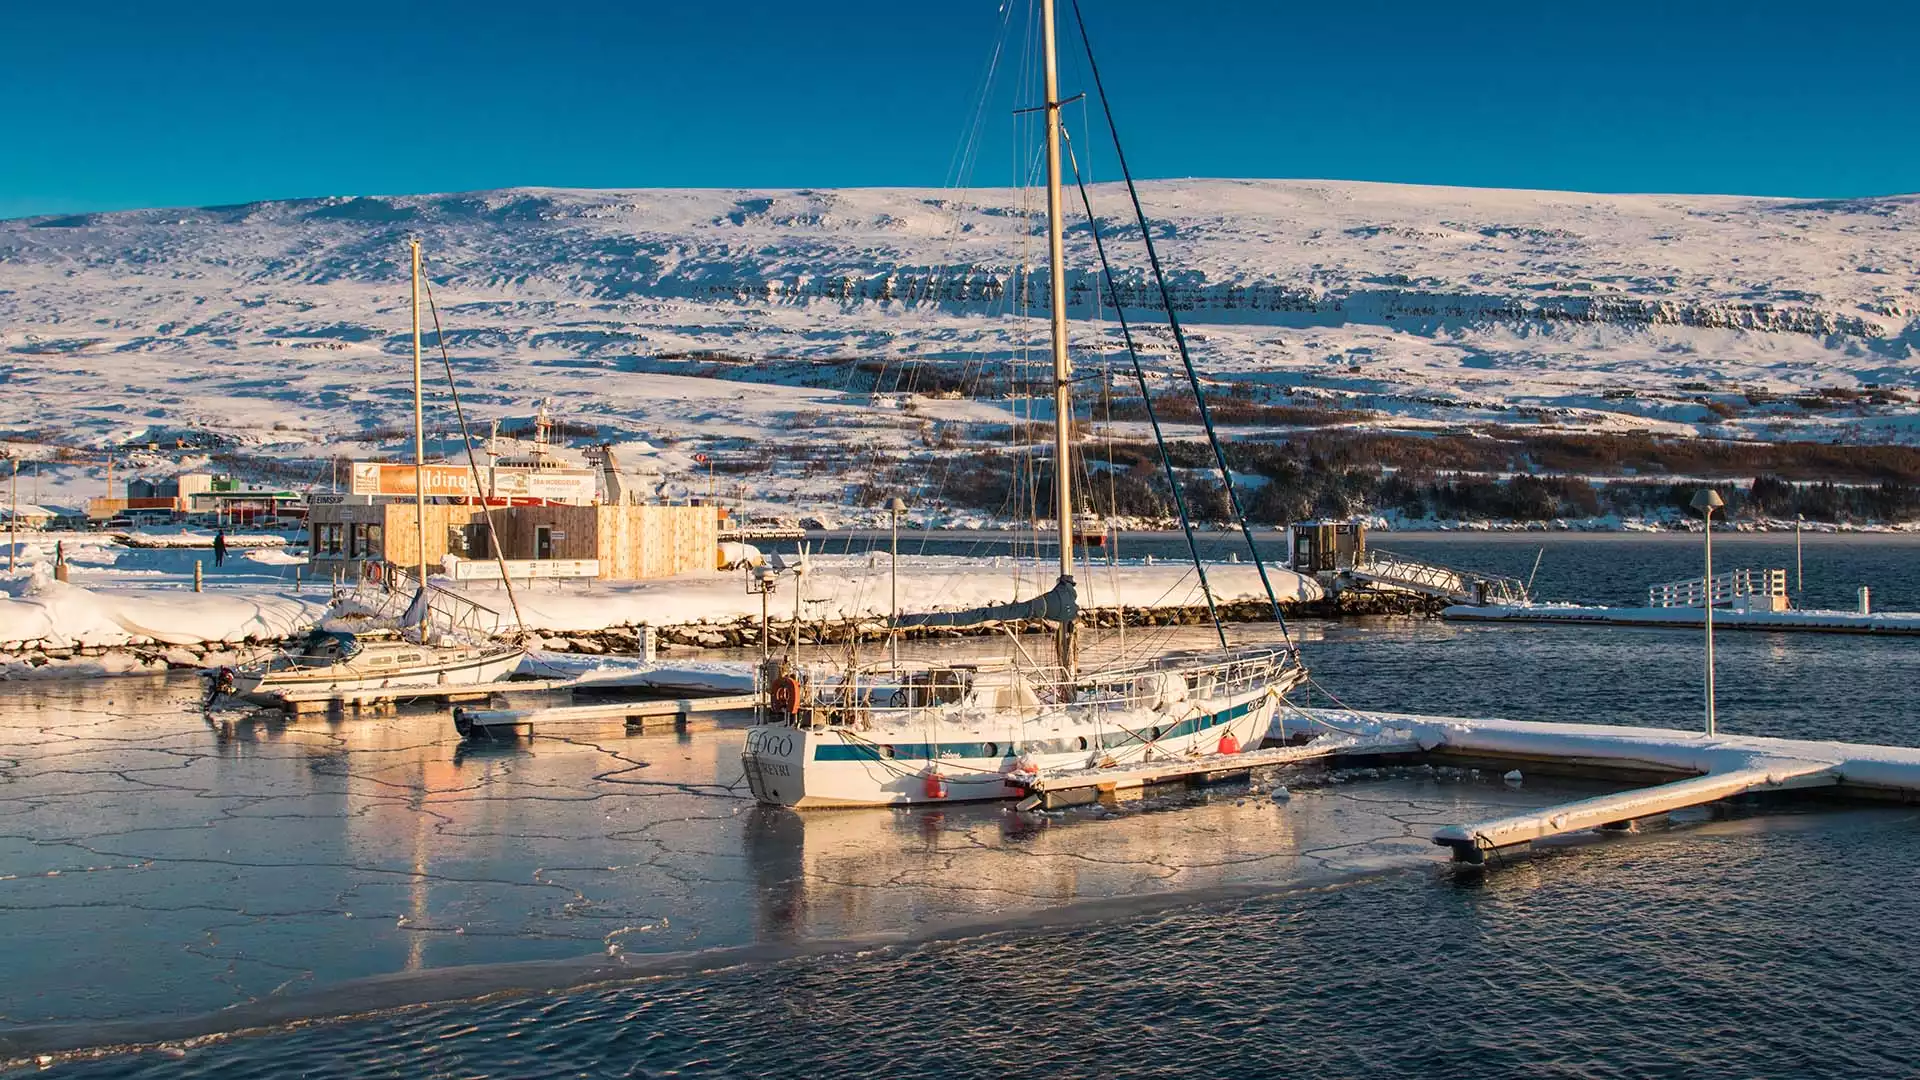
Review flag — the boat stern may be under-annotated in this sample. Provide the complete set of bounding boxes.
[741,724,812,807]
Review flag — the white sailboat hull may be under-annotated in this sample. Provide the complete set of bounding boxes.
[233,645,526,701]
[742,672,1295,809]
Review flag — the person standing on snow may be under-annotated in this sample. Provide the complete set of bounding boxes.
[213,529,228,567]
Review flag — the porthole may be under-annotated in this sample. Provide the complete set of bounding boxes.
[1076,736,1089,751]
[1149,726,1162,741]
[983,742,1000,758]
[879,745,896,759]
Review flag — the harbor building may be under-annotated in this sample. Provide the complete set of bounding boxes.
[306,459,718,583]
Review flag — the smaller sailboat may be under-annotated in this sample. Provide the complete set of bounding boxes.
[209,240,524,705]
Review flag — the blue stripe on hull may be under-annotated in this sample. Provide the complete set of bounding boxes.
[811,698,1261,762]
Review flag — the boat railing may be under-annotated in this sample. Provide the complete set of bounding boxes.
[355,567,514,640]
[781,648,1296,729]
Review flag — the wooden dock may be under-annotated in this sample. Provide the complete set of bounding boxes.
[272,677,583,716]
[455,692,760,738]
[1283,708,1920,865]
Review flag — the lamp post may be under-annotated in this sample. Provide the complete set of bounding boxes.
[888,496,907,670]
[1795,513,1804,596]
[1691,488,1725,736]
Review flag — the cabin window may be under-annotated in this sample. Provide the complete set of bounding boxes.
[983,742,999,758]
[1076,736,1089,751]
[878,745,896,759]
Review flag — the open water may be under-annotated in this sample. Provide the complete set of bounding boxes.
[4,534,1918,1078]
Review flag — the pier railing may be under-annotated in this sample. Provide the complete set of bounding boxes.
[1648,569,1787,610]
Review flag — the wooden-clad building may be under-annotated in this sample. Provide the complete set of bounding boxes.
[310,498,718,582]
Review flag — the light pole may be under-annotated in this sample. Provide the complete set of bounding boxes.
[1691,488,1725,736]
[888,496,907,671]
[1795,513,1804,596]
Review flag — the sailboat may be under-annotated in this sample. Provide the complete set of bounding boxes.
[739,0,1305,807]
[215,241,525,704]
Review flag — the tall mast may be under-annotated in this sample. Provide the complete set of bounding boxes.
[411,239,429,635]
[1041,0,1076,674]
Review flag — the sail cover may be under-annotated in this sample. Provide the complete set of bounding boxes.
[895,576,1077,630]
[401,586,431,630]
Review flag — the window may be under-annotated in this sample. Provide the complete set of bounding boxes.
[317,523,345,556]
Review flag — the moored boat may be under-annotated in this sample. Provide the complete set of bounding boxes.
[742,0,1307,809]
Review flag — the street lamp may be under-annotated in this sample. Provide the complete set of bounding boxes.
[1691,488,1725,736]
[1795,513,1805,596]
[888,496,907,670]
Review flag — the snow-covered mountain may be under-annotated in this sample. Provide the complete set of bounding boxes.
[3,180,1917,464]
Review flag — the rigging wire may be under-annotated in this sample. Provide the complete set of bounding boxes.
[1059,128,1225,649]
[1067,0,1295,653]
[420,270,528,634]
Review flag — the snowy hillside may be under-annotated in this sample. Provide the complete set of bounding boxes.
[2,180,1917,505]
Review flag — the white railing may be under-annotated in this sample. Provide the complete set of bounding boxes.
[1648,569,1787,609]
[780,648,1298,730]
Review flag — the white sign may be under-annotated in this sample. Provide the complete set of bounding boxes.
[449,558,599,580]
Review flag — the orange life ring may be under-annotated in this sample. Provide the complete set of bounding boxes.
[770,676,801,715]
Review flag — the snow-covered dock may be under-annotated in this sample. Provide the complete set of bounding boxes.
[1443,602,1920,636]
[454,692,760,738]
[1284,709,1920,864]
[1012,734,1417,811]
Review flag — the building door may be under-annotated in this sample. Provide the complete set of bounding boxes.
[535,526,553,560]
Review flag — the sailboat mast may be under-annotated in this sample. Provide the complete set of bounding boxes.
[410,239,428,634]
[1041,0,1076,673]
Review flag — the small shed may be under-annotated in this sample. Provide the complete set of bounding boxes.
[1289,519,1368,574]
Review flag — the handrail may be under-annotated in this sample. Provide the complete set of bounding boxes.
[1357,548,1530,605]
[1649,568,1787,609]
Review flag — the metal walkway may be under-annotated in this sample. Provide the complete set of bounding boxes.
[1341,548,1530,606]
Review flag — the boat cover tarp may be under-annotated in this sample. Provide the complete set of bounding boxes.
[401,586,430,631]
[895,576,1077,629]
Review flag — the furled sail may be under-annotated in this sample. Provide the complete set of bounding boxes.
[894,576,1077,630]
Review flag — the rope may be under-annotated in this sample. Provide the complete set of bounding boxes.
[1067,0,1294,653]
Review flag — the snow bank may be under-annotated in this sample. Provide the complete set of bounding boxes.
[0,574,327,650]
[243,548,308,566]
[440,555,1323,634]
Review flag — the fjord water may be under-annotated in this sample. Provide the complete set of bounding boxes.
[6,535,1918,1077]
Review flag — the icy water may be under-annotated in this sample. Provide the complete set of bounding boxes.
[4,536,1919,1076]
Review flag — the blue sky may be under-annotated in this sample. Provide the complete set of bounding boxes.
[2,0,1915,218]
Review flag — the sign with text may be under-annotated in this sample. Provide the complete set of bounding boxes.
[349,462,596,504]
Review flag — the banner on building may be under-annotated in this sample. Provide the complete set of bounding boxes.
[349,462,596,504]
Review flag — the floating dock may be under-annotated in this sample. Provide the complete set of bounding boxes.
[1444,603,1920,635]
[1283,708,1920,864]
[455,692,760,738]
[271,677,583,716]
[1012,734,1417,811]
[1444,567,1919,636]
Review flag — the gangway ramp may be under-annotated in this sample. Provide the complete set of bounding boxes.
[1342,548,1529,606]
